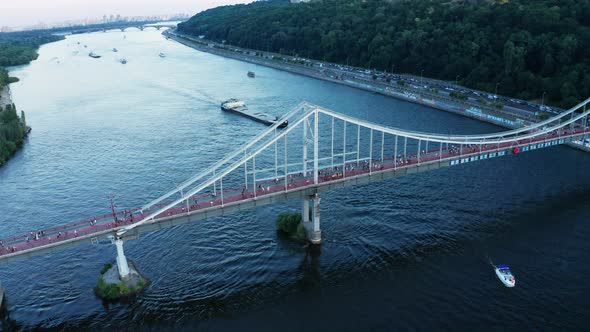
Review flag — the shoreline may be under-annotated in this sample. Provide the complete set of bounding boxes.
[165,30,590,153]
[0,84,31,168]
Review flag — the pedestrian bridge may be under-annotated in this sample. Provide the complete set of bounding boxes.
[1,97,589,279]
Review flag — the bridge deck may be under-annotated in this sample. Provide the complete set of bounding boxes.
[0,127,587,263]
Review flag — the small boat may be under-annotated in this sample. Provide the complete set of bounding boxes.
[119,58,127,64]
[247,71,255,78]
[495,264,516,287]
[159,52,166,58]
[88,52,101,59]
[112,48,118,52]
[83,44,87,48]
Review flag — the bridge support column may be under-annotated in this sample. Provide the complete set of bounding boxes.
[302,199,310,224]
[305,194,321,245]
[114,237,130,280]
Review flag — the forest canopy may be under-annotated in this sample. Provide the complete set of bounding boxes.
[178,0,590,108]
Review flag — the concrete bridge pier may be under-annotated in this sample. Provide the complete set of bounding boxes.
[112,237,130,280]
[303,194,321,244]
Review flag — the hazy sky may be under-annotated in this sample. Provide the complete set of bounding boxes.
[0,0,253,27]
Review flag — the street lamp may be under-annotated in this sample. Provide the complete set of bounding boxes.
[541,91,547,108]
[455,75,460,86]
[494,82,500,97]
[420,69,424,84]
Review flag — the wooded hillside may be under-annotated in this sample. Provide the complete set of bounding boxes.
[179,0,590,108]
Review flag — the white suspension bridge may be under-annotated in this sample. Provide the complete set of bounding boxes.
[1,97,589,282]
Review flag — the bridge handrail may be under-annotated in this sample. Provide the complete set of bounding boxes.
[316,102,590,145]
[382,97,590,140]
[124,99,590,236]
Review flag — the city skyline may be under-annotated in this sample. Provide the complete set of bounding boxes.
[0,0,253,29]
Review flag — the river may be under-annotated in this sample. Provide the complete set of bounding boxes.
[1,29,589,331]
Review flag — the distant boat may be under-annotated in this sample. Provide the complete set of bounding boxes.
[112,48,118,52]
[83,44,87,48]
[247,71,255,78]
[159,52,166,58]
[119,58,127,64]
[88,52,101,59]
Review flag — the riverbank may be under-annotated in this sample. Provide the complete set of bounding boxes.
[165,31,527,124]
[0,85,31,167]
[165,30,590,153]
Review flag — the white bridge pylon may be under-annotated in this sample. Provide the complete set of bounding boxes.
[118,97,590,236]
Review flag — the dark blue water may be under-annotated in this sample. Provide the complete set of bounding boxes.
[1,30,589,331]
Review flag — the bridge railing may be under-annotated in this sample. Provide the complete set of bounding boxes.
[118,97,590,236]
[3,97,590,256]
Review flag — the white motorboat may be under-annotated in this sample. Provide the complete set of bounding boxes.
[495,264,516,287]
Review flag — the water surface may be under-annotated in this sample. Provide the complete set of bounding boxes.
[1,29,589,331]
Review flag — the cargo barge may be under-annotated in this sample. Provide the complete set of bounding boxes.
[221,99,288,128]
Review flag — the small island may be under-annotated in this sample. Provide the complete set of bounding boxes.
[94,262,148,301]
[275,212,307,242]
